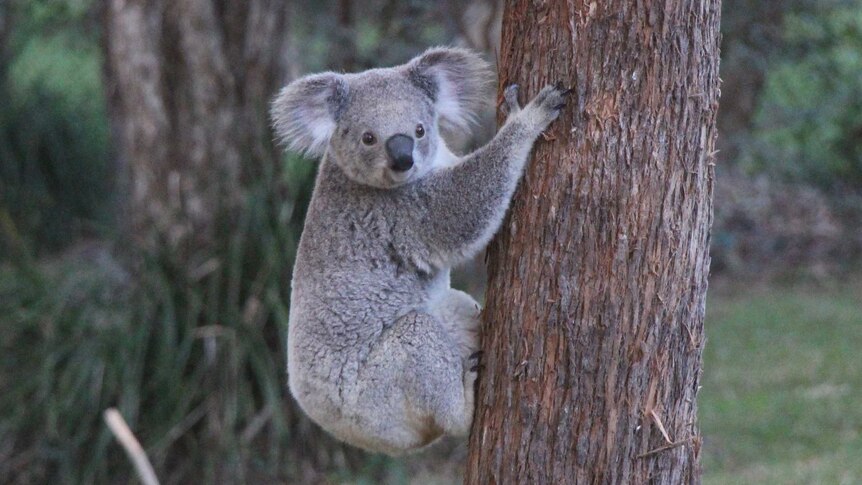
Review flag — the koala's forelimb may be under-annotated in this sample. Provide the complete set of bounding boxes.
[415,83,571,268]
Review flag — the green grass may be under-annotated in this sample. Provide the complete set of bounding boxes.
[0,169,331,483]
[2,255,860,484]
[701,281,862,484]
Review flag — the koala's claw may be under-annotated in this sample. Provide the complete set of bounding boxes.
[551,81,573,111]
[525,84,573,133]
[468,350,483,373]
[554,81,574,96]
[504,84,521,114]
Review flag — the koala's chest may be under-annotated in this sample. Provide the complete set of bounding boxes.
[338,208,425,275]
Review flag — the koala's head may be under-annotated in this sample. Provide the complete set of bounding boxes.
[271,47,492,188]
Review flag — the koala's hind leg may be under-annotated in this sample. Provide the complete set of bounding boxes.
[356,311,475,451]
[426,290,481,434]
[429,288,481,359]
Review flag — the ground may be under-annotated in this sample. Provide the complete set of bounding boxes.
[701,278,862,484]
[354,276,862,484]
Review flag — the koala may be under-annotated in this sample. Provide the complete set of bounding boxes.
[271,47,569,455]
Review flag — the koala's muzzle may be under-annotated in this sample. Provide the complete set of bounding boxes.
[385,134,414,172]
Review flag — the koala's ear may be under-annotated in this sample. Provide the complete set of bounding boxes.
[406,47,493,131]
[271,72,349,157]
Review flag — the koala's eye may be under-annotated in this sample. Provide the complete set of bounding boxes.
[361,132,376,146]
[415,124,425,139]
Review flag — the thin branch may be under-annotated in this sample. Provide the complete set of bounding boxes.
[649,409,673,444]
[104,408,161,485]
[241,404,274,444]
[636,437,694,459]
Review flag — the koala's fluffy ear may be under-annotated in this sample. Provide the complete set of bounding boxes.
[406,47,493,132]
[271,73,349,157]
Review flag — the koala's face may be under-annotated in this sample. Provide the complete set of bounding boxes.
[271,47,492,189]
[329,75,439,188]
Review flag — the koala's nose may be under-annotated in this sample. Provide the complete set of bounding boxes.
[385,134,414,172]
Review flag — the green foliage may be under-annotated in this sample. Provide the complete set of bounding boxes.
[0,0,111,255]
[2,1,861,483]
[745,4,862,188]
[701,282,862,484]
[0,170,314,483]
[296,0,454,72]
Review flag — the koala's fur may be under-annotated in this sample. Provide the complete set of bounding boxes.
[271,47,568,455]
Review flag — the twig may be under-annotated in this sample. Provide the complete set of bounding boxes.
[636,437,693,459]
[241,404,274,444]
[161,402,209,449]
[649,409,673,444]
[104,408,161,485]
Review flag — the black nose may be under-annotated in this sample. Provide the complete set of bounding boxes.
[385,134,414,172]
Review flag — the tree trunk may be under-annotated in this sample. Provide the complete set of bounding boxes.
[0,1,9,76]
[465,0,720,483]
[102,0,287,261]
[334,0,357,71]
[102,2,359,481]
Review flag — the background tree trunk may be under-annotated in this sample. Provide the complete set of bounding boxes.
[466,0,720,483]
[102,1,358,481]
[102,0,287,261]
[0,1,9,77]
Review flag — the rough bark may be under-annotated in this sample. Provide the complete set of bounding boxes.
[102,0,287,260]
[466,1,720,484]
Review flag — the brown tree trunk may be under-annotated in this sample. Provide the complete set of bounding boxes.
[102,0,287,261]
[465,1,720,484]
[102,2,359,481]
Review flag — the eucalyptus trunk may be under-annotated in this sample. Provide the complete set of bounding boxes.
[102,0,286,259]
[101,1,356,481]
[466,0,721,483]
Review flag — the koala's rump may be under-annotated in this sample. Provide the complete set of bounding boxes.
[287,310,446,455]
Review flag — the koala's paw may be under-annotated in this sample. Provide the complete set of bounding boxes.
[520,82,573,133]
[503,84,522,116]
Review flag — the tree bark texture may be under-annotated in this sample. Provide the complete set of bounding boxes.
[102,0,287,259]
[466,1,720,484]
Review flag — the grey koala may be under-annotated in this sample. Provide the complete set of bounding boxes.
[271,47,569,455]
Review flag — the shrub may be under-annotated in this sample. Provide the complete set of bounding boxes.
[745,4,862,188]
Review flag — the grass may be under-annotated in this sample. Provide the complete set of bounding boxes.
[0,169,335,483]
[0,251,294,483]
[1,251,860,484]
[701,279,862,484]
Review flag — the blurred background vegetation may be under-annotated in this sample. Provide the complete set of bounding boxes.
[0,0,860,484]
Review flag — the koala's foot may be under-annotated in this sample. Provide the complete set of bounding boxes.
[456,360,478,436]
[431,288,481,359]
[517,82,573,134]
[468,350,484,372]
